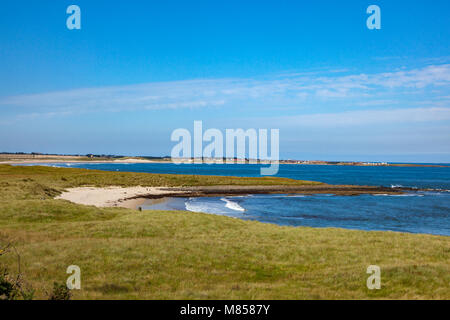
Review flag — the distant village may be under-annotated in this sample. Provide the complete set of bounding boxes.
[0,152,388,165]
[0,152,429,167]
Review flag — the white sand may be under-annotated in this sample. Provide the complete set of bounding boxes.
[55,186,180,209]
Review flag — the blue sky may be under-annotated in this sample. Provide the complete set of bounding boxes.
[0,0,449,162]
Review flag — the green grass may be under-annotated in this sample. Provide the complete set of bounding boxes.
[0,164,321,201]
[0,164,448,299]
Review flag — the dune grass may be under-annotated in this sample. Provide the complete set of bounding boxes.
[0,164,321,200]
[0,164,448,299]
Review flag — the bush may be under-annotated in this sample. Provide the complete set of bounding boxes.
[0,269,18,300]
[1,240,68,300]
[48,282,72,300]
[0,241,35,300]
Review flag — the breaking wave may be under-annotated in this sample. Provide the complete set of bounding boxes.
[221,198,245,212]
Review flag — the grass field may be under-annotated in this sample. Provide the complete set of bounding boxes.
[0,164,448,299]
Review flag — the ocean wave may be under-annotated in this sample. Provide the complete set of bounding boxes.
[425,188,450,193]
[269,194,306,198]
[184,201,213,213]
[374,193,424,197]
[184,198,244,217]
[390,184,423,190]
[221,198,245,212]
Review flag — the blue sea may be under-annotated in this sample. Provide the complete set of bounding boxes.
[41,162,450,236]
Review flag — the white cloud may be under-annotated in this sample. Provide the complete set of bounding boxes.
[272,107,450,127]
[0,64,449,120]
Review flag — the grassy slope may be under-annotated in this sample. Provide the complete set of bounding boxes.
[0,165,448,299]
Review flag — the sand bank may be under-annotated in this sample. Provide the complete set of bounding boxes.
[55,186,182,209]
[0,159,169,165]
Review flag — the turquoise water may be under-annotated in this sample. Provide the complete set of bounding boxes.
[43,163,450,236]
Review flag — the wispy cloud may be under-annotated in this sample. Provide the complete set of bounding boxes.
[1,64,449,120]
[268,107,450,128]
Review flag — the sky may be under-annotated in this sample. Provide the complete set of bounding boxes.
[0,0,449,162]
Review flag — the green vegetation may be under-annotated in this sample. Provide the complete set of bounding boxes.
[0,164,448,299]
[0,164,321,201]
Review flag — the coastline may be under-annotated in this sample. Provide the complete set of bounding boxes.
[56,184,411,210]
[1,156,448,168]
[0,159,170,165]
[55,186,185,208]
[1,163,448,299]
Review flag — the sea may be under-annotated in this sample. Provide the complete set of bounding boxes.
[37,162,450,236]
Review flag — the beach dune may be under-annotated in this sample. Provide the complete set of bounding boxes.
[55,186,181,209]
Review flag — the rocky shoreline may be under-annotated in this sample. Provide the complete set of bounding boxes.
[126,184,414,201]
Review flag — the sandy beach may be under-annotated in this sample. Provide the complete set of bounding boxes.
[0,158,170,165]
[55,186,184,209]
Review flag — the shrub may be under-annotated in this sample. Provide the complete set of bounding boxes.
[0,241,35,300]
[48,282,72,300]
[0,269,18,300]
